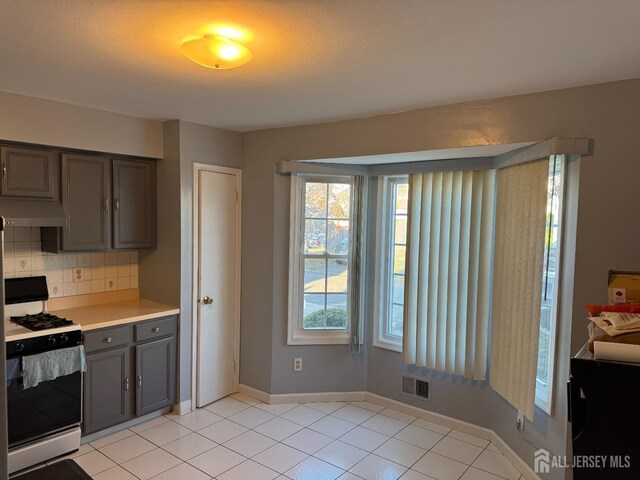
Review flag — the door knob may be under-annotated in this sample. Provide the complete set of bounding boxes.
[202,296,213,305]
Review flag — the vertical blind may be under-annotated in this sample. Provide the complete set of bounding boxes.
[349,176,366,353]
[403,170,495,380]
[490,159,549,420]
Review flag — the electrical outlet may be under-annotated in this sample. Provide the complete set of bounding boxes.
[517,411,525,432]
[293,357,302,372]
[72,267,84,283]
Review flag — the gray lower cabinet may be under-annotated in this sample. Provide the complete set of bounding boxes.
[136,337,175,416]
[82,316,177,435]
[83,346,131,434]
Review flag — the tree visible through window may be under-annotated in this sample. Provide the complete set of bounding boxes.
[302,180,352,330]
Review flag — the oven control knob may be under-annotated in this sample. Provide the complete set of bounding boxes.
[47,336,57,346]
[14,342,24,352]
[60,334,69,345]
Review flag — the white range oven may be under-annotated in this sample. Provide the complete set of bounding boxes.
[5,276,83,474]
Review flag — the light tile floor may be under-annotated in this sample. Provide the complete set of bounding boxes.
[48,394,526,480]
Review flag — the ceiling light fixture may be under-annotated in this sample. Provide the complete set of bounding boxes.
[180,34,253,70]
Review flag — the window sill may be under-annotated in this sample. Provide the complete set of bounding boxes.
[287,329,351,346]
[535,379,552,415]
[373,337,402,353]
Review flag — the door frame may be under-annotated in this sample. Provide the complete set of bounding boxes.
[191,163,242,410]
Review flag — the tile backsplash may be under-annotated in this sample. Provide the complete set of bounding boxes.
[3,227,139,298]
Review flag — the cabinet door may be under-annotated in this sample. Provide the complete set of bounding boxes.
[83,347,131,434]
[135,337,175,417]
[62,154,111,251]
[0,146,58,200]
[113,159,156,249]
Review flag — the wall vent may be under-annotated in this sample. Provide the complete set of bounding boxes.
[401,374,431,401]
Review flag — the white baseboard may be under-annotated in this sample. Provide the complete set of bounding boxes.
[172,399,192,416]
[237,384,271,403]
[270,391,366,405]
[489,431,540,480]
[237,384,365,404]
[363,393,493,440]
[364,393,539,480]
[237,385,540,480]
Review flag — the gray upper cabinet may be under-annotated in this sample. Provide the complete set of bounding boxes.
[0,146,59,200]
[61,153,111,251]
[113,159,156,249]
[135,336,175,417]
[83,346,131,435]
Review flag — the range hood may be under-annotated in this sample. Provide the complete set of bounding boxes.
[0,198,66,227]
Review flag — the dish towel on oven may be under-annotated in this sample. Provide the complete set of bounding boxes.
[22,345,87,389]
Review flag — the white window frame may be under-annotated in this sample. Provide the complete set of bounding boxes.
[374,175,408,352]
[287,174,352,345]
[535,155,566,414]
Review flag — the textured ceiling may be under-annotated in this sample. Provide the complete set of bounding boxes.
[1,0,639,131]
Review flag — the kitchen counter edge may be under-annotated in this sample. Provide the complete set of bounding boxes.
[50,299,180,332]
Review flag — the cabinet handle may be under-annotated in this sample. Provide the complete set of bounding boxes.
[104,198,109,211]
[137,375,142,388]
[152,327,160,333]
[114,198,120,211]
[105,337,112,344]
[124,378,130,391]
[2,164,5,178]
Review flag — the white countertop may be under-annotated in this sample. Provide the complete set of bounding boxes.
[4,298,179,341]
[50,298,179,332]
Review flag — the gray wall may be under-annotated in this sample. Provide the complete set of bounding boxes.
[139,120,182,393]
[241,79,640,475]
[240,132,367,395]
[140,120,242,403]
[140,120,181,307]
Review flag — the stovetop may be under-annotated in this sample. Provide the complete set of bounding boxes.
[10,313,73,331]
[5,301,80,342]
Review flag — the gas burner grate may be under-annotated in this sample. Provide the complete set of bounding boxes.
[10,313,73,331]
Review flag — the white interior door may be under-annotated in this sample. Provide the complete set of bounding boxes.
[196,168,240,407]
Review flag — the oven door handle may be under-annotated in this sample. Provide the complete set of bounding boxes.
[124,378,130,391]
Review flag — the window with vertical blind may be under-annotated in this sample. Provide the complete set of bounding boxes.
[402,170,495,380]
[490,157,560,420]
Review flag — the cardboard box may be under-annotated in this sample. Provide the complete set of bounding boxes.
[608,270,640,305]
